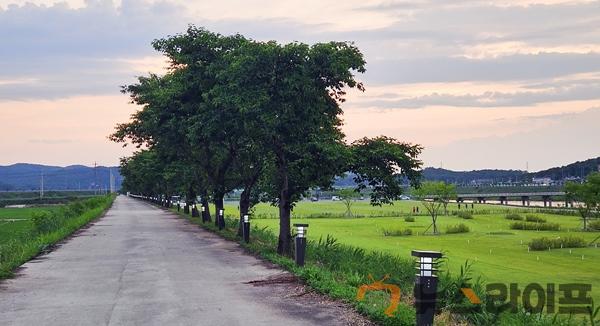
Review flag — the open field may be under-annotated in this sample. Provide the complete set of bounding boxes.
[0,196,115,278]
[0,207,60,243]
[224,200,600,303]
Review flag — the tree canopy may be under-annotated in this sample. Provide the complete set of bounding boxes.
[565,172,600,230]
[113,26,423,255]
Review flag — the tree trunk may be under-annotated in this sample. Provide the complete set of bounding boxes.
[214,193,224,227]
[277,171,292,256]
[238,189,250,236]
[201,196,211,222]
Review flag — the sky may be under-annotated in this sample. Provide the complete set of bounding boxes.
[0,0,599,171]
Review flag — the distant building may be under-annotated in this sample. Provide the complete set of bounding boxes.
[532,177,552,185]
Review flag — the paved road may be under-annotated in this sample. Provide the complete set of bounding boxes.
[0,196,361,326]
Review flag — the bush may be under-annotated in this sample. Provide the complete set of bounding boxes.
[31,211,62,234]
[404,216,415,222]
[457,211,473,219]
[510,222,560,231]
[529,236,586,251]
[588,219,600,231]
[382,228,413,236]
[505,213,523,221]
[525,215,546,223]
[446,223,470,234]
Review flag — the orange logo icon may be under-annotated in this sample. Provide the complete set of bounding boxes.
[356,274,401,317]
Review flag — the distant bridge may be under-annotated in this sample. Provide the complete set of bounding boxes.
[455,192,568,207]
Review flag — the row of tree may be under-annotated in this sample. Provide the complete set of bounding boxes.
[112,26,423,255]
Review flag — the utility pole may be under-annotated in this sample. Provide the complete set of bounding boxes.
[94,162,98,195]
[40,170,44,199]
[109,169,115,193]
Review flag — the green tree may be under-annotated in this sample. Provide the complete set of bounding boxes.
[565,172,600,230]
[337,188,360,217]
[439,182,457,215]
[412,181,451,235]
[348,136,422,206]
[215,40,364,255]
[113,26,423,257]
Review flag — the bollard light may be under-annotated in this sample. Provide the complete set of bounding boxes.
[192,204,199,217]
[177,201,181,212]
[294,224,309,266]
[218,209,225,230]
[242,214,250,243]
[201,205,206,223]
[412,250,442,326]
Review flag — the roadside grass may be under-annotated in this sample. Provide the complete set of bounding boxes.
[0,195,115,278]
[167,201,595,325]
[223,201,600,306]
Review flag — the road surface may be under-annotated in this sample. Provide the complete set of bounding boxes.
[0,196,367,326]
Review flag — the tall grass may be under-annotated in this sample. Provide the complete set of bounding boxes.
[0,195,114,278]
[171,203,592,326]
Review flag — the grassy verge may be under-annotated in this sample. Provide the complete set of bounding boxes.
[0,195,115,278]
[167,204,595,326]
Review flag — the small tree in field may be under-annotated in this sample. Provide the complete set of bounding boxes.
[439,182,457,215]
[412,181,450,235]
[565,172,600,231]
[337,188,361,217]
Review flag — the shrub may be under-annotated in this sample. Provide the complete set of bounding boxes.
[382,228,413,236]
[505,213,523,221]
[404,216,415,222]
[525,215,546,223]
[510,222,560,231]
[588,219,600,231]
[446,223,470,234]
[529,236,586,251]
[31,211,62,234]
[457,211,473,219]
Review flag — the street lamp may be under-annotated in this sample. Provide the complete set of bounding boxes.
[218,209,225,230]
[192,203,199,217]
[242,214,250,243]
[294,224,309,266]
[412,250,442,326]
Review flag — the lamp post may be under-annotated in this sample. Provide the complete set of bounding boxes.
[293,224,309,266]
[412,250,442,326]
[218,209,225,230]
[192,204,199,217]
[201,205,206,223]
[242,214,250,243]
[177,201,181,212]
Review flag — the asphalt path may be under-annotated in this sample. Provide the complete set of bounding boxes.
[0,196,368,326]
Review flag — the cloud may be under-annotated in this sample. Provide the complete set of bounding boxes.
[1,0,599,100]
[0,0,189,100]
[28,139,73,144]
[351,76,600,108]
[421,107,600,170]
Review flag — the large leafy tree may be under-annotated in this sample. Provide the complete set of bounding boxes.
[112,27,254,218]
[565,172,600,230]
[216,41,364,254]
[216,41,422,254]
[113,26,423,256]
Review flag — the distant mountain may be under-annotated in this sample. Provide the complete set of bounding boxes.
[0,163,121,191]
[529,157,600,180]
[422,168,525,184]
[422,157,600,184]
[332,156,600,187]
